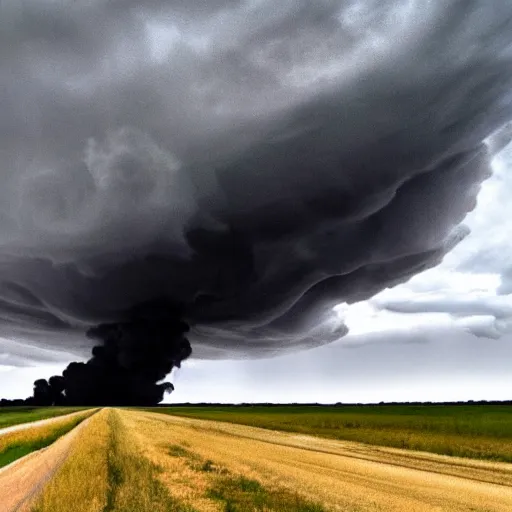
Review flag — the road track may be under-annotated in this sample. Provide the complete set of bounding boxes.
[0,412,96,512]
[0,409,95,438]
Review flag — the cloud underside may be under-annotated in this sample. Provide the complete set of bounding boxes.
[1,1,512,359]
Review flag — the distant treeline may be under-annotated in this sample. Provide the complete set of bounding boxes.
[150,400,512,407]
[0,398,41,407]
[2,399,512,408]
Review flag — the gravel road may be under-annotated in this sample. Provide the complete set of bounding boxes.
[0,411,95,512]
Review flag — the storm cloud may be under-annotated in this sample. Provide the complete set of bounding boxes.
[1,0,512,366]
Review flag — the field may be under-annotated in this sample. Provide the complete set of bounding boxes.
[0,406,92,429]
[1,406,512,511]
[151,404,512,462]
[21,409,327,512]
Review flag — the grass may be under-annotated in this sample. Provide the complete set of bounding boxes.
[102,411,194,512]
[164,436,327,512]
[30,409,111,512]
[0,409,96,468]
[0,406,91,429]
[200,460,216,473]
[168,444,193,458]
[31,409,194,512]
[208,475,326,512]
[146,404,512,462]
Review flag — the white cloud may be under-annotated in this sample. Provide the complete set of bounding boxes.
[337,139,512,342]
[0,364,67,400]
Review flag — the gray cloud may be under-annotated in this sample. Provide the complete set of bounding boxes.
[499,269,512,295]
[374,293,512,339]
[448,130,512,289]
[375,297,512,319]
[0,338,75,367]
[1,1,512,360]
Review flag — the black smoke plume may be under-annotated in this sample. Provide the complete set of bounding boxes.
[23,301,191,406]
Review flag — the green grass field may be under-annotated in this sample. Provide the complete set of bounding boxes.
[147,404,512,462]
[0,407,92,429]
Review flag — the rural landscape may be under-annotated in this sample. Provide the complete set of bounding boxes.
[1,403,512,511]
[3,1,512,511]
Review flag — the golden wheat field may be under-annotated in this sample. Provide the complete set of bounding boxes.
[2,408,512,511]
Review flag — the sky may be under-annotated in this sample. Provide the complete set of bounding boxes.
[1,1,512,403]
[3,140,512,403]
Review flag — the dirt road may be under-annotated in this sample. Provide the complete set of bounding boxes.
[0,413,95,512]
[129,410,512,512]
[0,409,96,438]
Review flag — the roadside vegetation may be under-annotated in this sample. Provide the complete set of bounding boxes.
[165,442,327,512]
[0,409,96,468]
[208,475,326,512]
[0,406,92,429]
[148,404,512,462]
[29,409,111,512]
[31,409,192,512]
[160,443,326,512]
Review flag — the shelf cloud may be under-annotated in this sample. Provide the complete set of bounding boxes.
[1,1,512,396]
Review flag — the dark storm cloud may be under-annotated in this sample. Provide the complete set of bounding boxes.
[1,0,512,361]
[0,338,72,367]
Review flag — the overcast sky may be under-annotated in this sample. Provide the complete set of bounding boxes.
[1,1,512,404]
[2,141,511,403]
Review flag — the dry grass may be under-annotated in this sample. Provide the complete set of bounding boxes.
[0,409,96,468]
[207,475,326,512]
[150,405,512,463]
[30,409,111,512]
[30,408,193,512]
[122,413,219,512]
[125,410,512,512]
[121,411,328,512]
[101,409,193,512]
